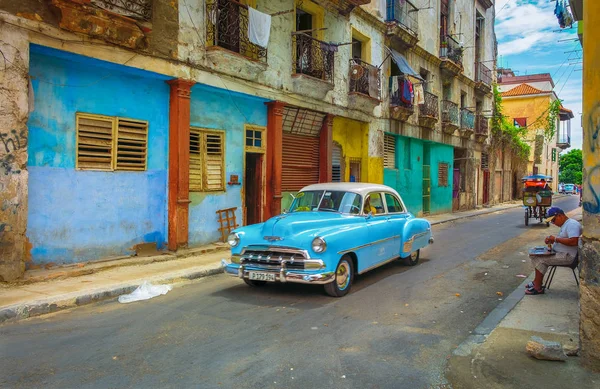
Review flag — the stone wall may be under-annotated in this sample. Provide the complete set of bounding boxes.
[0,23,29,281]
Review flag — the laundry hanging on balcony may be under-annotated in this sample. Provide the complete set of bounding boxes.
[248,7,271,48]
[389,50,424,81]
[554,0,573,28]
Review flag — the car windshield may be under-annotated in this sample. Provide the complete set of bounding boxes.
[289,190,362,214]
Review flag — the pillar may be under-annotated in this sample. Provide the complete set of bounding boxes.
[580,0,600,371]
[167,79,195,251]
[319,114,333,183]
[265,101,285,220]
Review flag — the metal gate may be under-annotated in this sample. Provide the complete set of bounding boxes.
[282,133,320,191]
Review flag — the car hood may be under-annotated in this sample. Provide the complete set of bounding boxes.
[262,212,361,239]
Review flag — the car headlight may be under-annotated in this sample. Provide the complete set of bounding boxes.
[227,233,240,248]
[311,237,327,253]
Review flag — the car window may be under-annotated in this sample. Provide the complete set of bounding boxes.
[364,193,384,215]
[289,190,323,212]
[384,193,404,213]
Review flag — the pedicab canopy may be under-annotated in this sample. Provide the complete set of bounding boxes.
[522,174,553,189]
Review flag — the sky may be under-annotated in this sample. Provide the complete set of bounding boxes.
[494,0,583,152]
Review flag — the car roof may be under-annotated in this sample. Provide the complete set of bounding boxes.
[300,182,401,197]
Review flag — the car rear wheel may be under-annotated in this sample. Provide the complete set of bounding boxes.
[324,256,354,297]
[403,249,420,266]
[244,279,267,287]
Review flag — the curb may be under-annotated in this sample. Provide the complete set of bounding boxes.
[0,264,225,325]
[429,203,522,226]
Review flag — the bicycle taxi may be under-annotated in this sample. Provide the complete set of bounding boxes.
[522,174,553,227]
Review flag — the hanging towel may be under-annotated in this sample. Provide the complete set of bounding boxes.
[248,7,271,48]
[391,76,400,97]
[368,66,380,98]
[414,83,425,105]
[401,78,413,105]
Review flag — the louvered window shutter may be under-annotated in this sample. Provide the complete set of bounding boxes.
[115,118,148,171]
[384,134,396,169]
[189,128,203,191]
[76,115,114,171]
[204,132,225,191]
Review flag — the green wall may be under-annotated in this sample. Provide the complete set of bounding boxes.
[428,142,454,214]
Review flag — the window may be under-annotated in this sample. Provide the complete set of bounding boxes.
[384,134,396,169]
[190,128,225,192]
[514,118,527,128]
[364,192,384,214]
[481,153,489,170]
[438,162,449,187]
[76,113,148,171]
[245,125,265,153]
[552,148,557,162]
[332,143,343,182]
[384,193,404,213]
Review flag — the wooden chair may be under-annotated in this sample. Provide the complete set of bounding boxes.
[543,253,579,289]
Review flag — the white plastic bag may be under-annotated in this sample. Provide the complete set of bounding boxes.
[118,281,172,304]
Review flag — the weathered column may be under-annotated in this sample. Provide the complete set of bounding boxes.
[265,101,285,220]
[580,0,600,371]
[319,114,333,182]
[0,25,29,281]
[166,79,195,251]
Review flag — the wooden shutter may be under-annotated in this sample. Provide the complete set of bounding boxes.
[438,162,449,187]
[384,134,396,169]
[189,128,203,191]
[204,131,225,191]
[115,118,148,171]
[76,114,114,171]
[332,143,342,182]
[282,133,319,191]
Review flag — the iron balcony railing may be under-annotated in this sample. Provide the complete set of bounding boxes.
[349,59,381,99]
[419,91,439,118]
[440,35,463,67]
[441,100,459,127]
[460,108,475,130]
[389,75,412,108]
[475,114,489,135]
[206,0,268,62]
[475,62,492,86]
[293,33,336,83]
[386,0,419,36]
[93,0,152,21]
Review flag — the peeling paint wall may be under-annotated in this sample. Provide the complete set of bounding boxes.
[188,84,268,245]
[0,23,29,281]
[26,46,170,264]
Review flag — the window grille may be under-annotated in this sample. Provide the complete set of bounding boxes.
[481,153,489,170]
[384,134,396,169]
[438,162,449,187]
[190,128,225,192]
[76,113,148,171]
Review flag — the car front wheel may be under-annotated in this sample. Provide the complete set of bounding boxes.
[403,249,420,266]
[324,255,354,297]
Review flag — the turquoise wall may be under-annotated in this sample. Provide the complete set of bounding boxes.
[428,143,454,214]
[383,135,424,215]
[189,84,268,246]
[27,45,171,264]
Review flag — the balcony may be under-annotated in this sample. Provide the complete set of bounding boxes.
[348,59,381,112]
[557,109,573,149]
[291,33,336,99]
[418,91,439,129]
[475,62,492,94]
[441,100,459,135]
[311,0,371,15]
[389,76,414,121]
[439,35,463,76]
[386,0,419,48]
[459,108,475,138]
[92,0,152,21]
[474,114,489,143]
[477,0,494,10]
[206,0,267,63]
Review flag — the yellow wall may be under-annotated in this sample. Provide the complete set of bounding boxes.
[332,118,382,184]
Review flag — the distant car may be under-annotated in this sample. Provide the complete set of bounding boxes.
[563,184,576,194]
[558,183,565,193]
[223,183,434,297]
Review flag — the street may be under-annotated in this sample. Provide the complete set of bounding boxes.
[0,196,580,389]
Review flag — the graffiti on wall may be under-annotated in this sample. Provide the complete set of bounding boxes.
[0,129,27,176]
[584,104,600,214]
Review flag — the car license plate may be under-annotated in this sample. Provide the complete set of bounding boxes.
[248,272,276,282]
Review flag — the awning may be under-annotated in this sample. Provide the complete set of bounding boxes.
[389,49,424,81]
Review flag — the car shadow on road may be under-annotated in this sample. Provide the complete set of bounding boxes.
[211,257,428,307]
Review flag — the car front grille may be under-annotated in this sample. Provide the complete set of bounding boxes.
[240,246,309,270]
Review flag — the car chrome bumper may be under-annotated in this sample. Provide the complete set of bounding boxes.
[429,236,434,244]
[224,263,335,285]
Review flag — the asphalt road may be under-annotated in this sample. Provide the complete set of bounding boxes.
[0,196,580,389]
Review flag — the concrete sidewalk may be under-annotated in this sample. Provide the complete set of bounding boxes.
[446,207,598,388]
[0,198,556,324]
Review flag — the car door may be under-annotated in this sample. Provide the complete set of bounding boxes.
[363,192,396,270]
[383,192,409,257]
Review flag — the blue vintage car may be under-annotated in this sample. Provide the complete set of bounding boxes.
[223,183,433,297]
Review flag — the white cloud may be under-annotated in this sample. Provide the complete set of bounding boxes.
[498,31,556,55]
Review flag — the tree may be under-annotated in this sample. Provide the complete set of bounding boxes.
[558,149,583,184]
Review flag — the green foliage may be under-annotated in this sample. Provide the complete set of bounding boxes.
[491,86,531,162]
[558,149,583,184]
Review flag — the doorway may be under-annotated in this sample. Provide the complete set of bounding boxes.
[244,153,263,226]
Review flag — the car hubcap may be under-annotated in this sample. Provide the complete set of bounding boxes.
[337,261,350,290]
[410,251,418,260]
